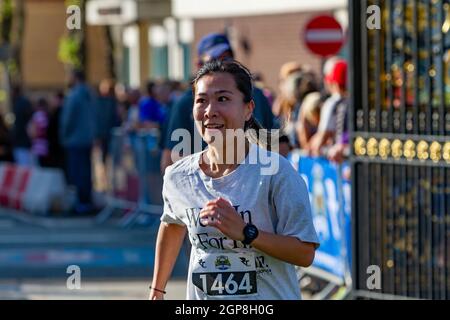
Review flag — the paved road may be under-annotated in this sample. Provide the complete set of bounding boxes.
[0,209,319,300]
[0,208,189,299]
[0,278,187,300]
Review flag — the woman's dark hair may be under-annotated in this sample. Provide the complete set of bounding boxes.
[193,59,253,102]
[72,69,85,82]
[146,81,156,97]
[192,59,275,150]
[37,97,49,111]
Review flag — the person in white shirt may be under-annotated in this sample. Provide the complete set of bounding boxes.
[310,58,348,157]
[149,60,319,300]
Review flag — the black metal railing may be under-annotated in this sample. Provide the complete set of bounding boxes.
[350,0,450,300]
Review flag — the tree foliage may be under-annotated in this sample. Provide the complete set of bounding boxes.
[58,0,86,72]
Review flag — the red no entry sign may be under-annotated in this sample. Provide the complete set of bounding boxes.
[304,15,344,57]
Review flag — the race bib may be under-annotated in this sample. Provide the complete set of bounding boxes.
[191,252,257,297]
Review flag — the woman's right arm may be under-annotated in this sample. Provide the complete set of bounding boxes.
[149,222,187,300]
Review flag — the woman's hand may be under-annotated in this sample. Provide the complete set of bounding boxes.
[199,198,246,241]
[199,199,316,267]
[149,289,165,300]
[150,222,186,301]
[327,143,346,163]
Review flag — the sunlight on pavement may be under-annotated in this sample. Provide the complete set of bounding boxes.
[0,279,187,300]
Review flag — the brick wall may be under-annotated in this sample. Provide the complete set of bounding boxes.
[22,0,109,91]
[86,25,111,86]
[22,0,67,90]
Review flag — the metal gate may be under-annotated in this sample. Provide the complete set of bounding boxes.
[350,0,450,299]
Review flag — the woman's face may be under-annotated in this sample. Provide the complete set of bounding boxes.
[193,72,254,146]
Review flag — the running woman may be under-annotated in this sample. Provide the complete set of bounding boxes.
[150,60,319,300]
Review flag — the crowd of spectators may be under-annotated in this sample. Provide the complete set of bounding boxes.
[0,32,349,216]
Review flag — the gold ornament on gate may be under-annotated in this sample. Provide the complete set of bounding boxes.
[379,139,391,159]
[429,142,442,162]
[417,141,429,161]
[354,137,366,156]
[404,140,416,160]
[391,139,403,159]
[443,142,450,163]
[367,138,378,157]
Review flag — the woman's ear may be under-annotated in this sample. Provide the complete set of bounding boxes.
[245,100,255,121]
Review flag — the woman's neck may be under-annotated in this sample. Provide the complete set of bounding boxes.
[200,140,250,178]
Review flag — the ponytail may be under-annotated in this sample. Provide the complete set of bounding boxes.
[244,115,278,151]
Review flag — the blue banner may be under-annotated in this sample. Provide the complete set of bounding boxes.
[288,153,351,281]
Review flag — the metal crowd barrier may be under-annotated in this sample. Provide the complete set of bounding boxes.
[96,127,164,228]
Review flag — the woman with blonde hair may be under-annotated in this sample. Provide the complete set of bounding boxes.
[273,62,318,148]
[296,92,323,152]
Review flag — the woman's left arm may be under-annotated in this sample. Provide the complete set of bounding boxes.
[200,198,316,267]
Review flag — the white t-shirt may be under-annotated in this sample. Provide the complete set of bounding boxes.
[318,93,342,133]
[160,143,319,300]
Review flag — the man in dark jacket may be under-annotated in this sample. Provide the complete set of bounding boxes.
[11,85,33,165]
[95,79,119,163]
[60,70,96,215]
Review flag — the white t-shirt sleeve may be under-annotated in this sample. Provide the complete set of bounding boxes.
[160,169,185,226]
[270,158,320,247]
